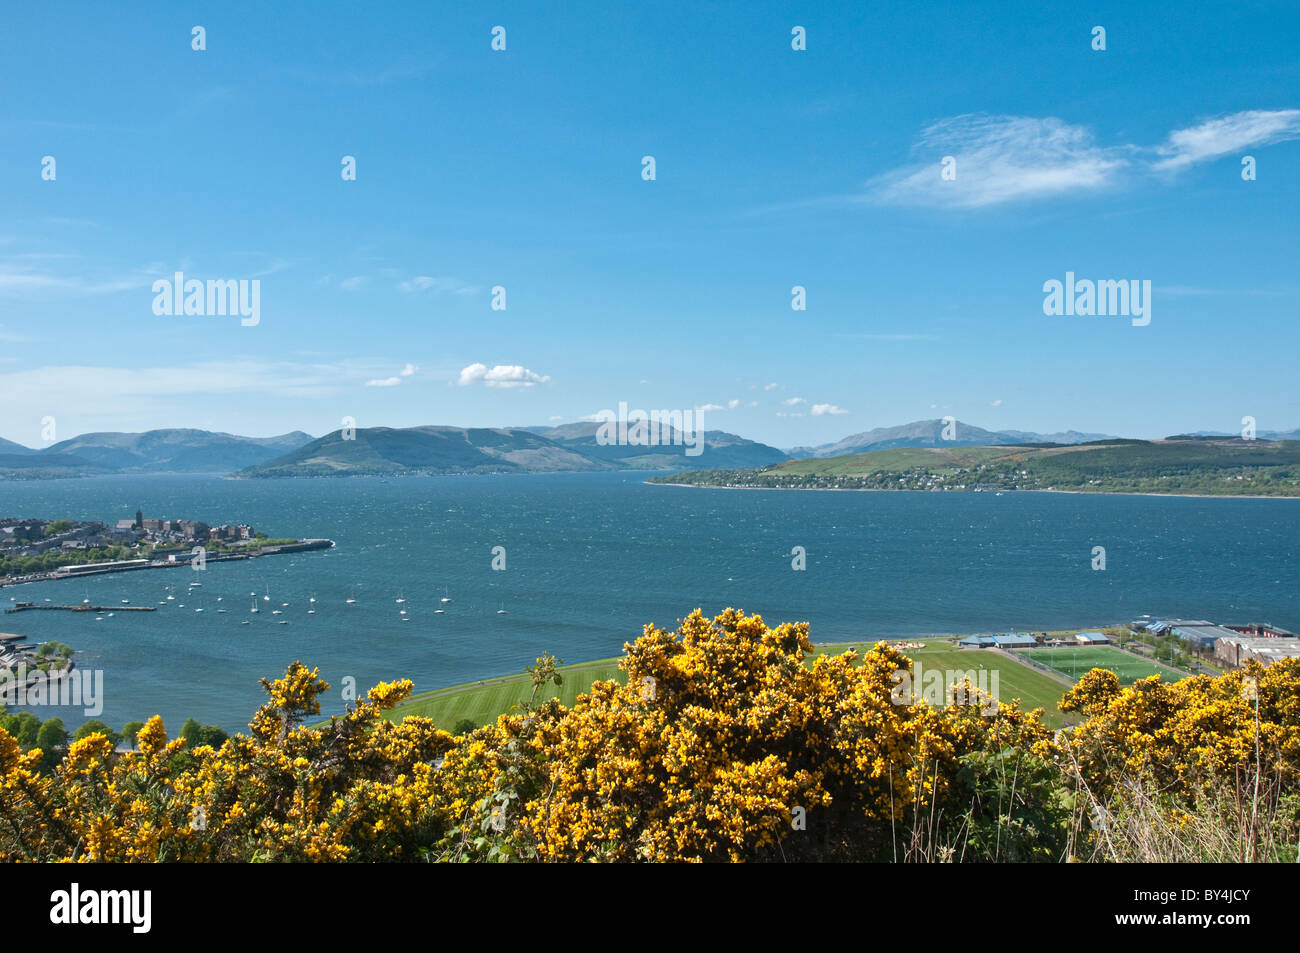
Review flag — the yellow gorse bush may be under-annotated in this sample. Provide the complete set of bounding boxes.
[2,610,1298,862]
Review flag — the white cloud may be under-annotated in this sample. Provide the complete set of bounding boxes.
[1153,109,1300,171]
[811,403,848,416]
[697,403,726,412]
[776,412,805,418]
[868,114,1127,208]
[727,399,740,409]
[400,363,418,377]
[365,377,401,387]
[399,275,477,295]
[340,276,367,291]
[782,397,807,406]
[991,399,1003,407]
[457,363,550,388]
[764,382,780,391]
[864,109,1300,210]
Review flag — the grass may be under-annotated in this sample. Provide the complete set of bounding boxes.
[385,657,626,727]
[1017,644,1189,685]
[813,640,1075,728]
[386,637,1078,732]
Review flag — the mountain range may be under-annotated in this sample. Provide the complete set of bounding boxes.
[1,419,1295,479]
[784,420,1115,458]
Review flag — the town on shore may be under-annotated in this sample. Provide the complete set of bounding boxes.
[0,509,333,587]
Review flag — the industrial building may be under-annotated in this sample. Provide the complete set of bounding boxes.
[1215,636,1300,668]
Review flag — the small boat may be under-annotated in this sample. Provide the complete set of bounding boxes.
[195,608,204,613]
[178,604,185,608]
[434,608,445,614]
[121,599,130,605]
[497,603,508,615]
[278,620,288,625]
[281,602,289,608]
[399,609,407,616]
[440,587,451,604]
[241,620,250,625]
[272,610,282,615]
[106,612,115,618]
[189,582,202,589]
[309,595,317,604]
[217,608,226,613]
[263,584,270,602]
[307,609,315,615]
[95,616,103,621]
[250,596,259,614]
[396,593,405,604]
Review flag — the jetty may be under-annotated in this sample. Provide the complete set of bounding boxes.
[6,602,157,614]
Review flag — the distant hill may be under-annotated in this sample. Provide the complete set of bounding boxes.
[238,423,789,477]
[0,437,36,455]
[0,429,315,478]
[785,419,1114,458]
[537,421,788,469]
[652,439,1300,497]
[238,426,606,477]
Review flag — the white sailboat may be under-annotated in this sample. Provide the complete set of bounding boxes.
[440,587,451,604]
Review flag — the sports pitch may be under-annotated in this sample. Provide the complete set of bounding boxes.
[1016,645,1188,685]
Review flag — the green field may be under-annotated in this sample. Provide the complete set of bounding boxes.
[1016,645,1188,685]
[815,640,1074,727]
[385,657,626,727]
[386,638,1078,731]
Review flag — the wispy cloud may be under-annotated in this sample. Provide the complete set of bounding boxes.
[867,114,1128,209]
[866,109,1300,209]
[457,363,550,388]
[811,403,849,416]
[782,397,807,406]
[365,377,402,387]
[1153,109,1300,171]
[399,275,478,296]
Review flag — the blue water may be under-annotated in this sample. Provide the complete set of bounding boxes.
[1,472,1297,732]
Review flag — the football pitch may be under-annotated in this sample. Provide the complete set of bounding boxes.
[1016,645,1188,685]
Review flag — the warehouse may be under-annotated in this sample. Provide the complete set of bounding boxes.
[1215,636,1300,668]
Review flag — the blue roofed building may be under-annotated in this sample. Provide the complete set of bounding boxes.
[991,633,1038,648]
[958,635,995,648]
[1075,631,1110,644]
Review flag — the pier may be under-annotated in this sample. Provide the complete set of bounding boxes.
[5,603,157,614]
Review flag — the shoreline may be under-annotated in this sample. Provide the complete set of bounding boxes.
[646,481,1300,501]
[0,538,335,589]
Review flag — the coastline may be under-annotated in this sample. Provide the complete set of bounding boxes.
[646,481,1300,501]
[0,538,335,589]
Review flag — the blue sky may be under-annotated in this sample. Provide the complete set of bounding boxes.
[1,0,1298,448]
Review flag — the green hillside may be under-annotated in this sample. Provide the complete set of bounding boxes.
[651,439,1300,496]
